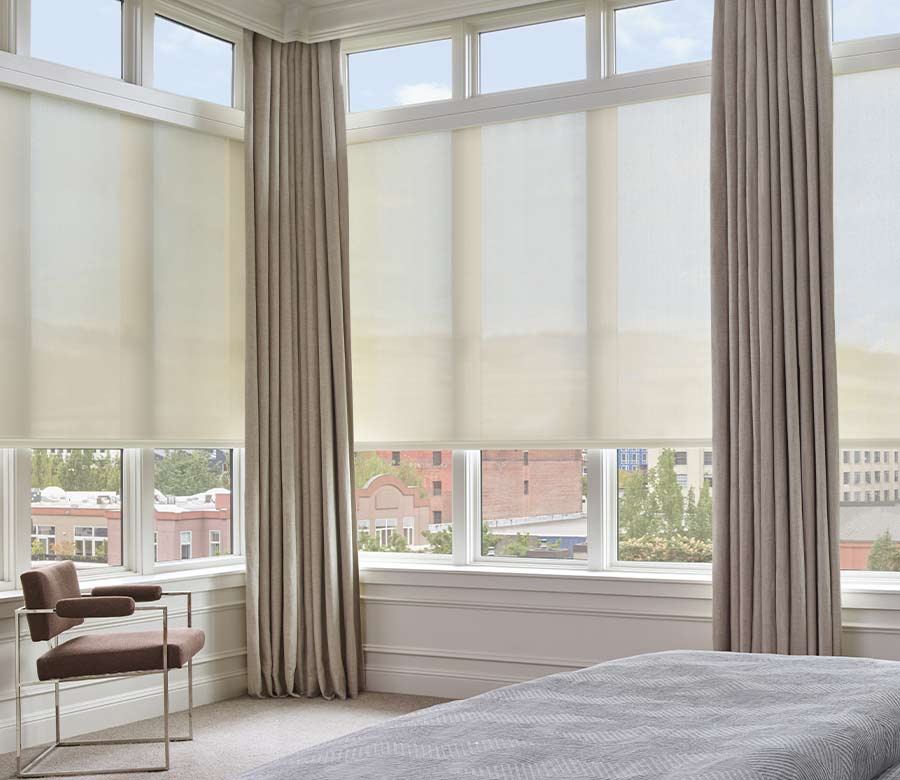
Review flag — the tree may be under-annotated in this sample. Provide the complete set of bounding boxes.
[155,450,224,496]
[618,469,658,539]
[651,449,684,536]
[31,449,120,492]
[423,527,452,554]
[693,481,713,542]
[867,531,900,572]
[500,532,533,557]
[357,530,409,553]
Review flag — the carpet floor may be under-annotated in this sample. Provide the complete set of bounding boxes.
[0,692,445,779]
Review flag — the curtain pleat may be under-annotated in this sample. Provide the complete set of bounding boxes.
[244,32,363,699]
[711,0,841,655]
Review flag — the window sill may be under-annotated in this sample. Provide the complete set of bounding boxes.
[0,562,247,611]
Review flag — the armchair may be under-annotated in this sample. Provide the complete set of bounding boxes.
[14,562,205,777]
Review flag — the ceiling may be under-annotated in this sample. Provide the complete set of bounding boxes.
[198,0,550,42]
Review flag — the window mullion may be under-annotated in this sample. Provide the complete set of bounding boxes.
[451,449,470,564]
[585,0,604,80]
[122,0,143,84]
[586,448,606,570]
[13,0,29,56]
[12,448,31,582]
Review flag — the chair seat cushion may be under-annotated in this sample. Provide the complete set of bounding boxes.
[36,628,205,681]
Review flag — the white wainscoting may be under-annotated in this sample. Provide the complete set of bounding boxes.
[4,564,900,751]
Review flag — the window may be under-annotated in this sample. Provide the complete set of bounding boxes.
[855,472,861,484]
[523,452,529,465]
[843,472,850,485]
[833,1,900,42]
[30,449,122,569]
[617,448,712,564]
[30,0,123,79]
[482,450,586,560]
[865,451,872,463]
[843,450,850,464]
[855,451,861,463]
[875,471,881,483]
[153,16,234,106]
[703,450,713,466]
[674,451,688,466]
[209,529,221,556]
[31,525,56,556]
[347,39,452,112]
[866,472,872,483]
[479,16,585,94]
[614,0,714,74]
[843,492,850,502]
[354,450,452,554]
[180,531,192,560]
[154,449,233,563]
[876,451,882,463]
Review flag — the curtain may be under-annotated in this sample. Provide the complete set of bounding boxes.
[349,97,711,450]
[0,86,244,448]
[711,0,841,654]
[244,32,363,698]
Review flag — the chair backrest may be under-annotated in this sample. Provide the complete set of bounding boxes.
[20,561,83,641]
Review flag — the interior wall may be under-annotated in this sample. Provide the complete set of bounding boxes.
[4,568,900,753]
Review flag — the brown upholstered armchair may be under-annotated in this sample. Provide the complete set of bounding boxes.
[14,562,205,777]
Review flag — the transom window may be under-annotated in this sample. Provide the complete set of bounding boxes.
[614,0,714,74]
[479,16,586,93]
[347,38,452,113]
[153,15,235,106]
[29,0,123,79]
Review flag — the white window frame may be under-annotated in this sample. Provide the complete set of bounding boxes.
[0,0,244,140]
[0,447,245,591]
[209,528,221,556]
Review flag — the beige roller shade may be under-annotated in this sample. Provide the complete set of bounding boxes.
[0,87,244,447]
[348,93,711,449]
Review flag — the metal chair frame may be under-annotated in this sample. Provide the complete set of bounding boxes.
[14,591,195,778]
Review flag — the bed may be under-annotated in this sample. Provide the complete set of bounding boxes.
[245,650,900,779]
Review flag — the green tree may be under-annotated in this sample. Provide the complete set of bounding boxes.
[423,527,453,554]
[31,449,120,492]
[651,449,684,536]
[155,450,223,496]
[618,469,659,539]
[500,532,533,558]
[692,481,713,541]
[868,531,900,572]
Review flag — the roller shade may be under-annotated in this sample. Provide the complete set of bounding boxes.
[349,94,711,449]
[835,66,900,442]
[0,86,245,447]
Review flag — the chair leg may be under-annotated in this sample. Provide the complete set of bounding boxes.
[187,659,193,740]
[15,610,22,777]
[53,682,60,744]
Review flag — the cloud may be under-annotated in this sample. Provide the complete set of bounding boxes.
[393,83,452,106]
[661,35,700,60]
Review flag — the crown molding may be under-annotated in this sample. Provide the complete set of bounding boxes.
[179,0,287,40]
[298,0,552,42]
[178,0,556,43]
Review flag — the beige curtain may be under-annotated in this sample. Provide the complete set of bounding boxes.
[711,0,841,655]
[244,32,363,698]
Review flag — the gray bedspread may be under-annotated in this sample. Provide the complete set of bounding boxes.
[245,650,900,779]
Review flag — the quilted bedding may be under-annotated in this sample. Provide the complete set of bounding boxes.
[245,650,900,779]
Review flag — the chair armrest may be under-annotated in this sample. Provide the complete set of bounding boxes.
[90,584,163,602]
[56,596,135,619]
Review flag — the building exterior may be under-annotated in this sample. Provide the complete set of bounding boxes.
[839,448,900,505]
[31,488,231,566]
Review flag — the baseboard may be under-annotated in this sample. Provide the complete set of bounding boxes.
[364,663,523,699]
[0,666,248,753]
